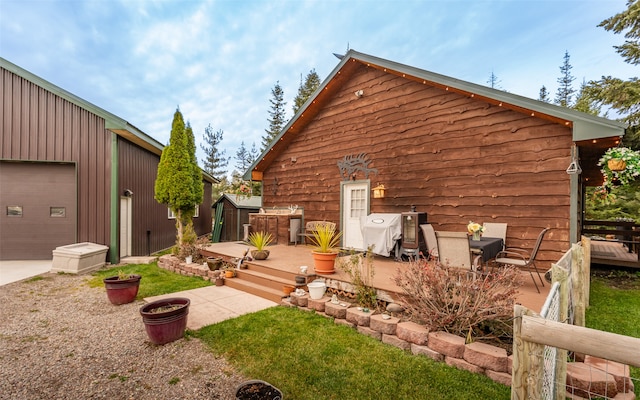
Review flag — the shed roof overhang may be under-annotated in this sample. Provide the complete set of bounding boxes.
[244,50,627,181]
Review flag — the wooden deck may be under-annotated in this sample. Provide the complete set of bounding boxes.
[200,242,549,313]
[591,240,640,269]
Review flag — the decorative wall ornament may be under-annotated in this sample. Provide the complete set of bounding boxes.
[337,153,378,181]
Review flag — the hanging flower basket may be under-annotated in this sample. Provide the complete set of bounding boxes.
[598,147,640,190]
[607,159,627,171]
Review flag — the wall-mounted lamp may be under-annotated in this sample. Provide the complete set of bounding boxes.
[123,189,133,197]
[354,89,364,98]
[372,184,386,199]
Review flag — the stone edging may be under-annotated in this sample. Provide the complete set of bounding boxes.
[284,293,513,386]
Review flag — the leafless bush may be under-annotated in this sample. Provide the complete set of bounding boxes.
[394,259,522,340]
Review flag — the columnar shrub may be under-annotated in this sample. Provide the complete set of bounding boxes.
[394,260,522,340]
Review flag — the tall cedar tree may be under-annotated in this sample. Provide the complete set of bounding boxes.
[538,86,551,102]
[200,124,228,179]
[292,69,321,114]
[554,50,576,107]
[262,82,287,151]
[155,109,203,248]
[586,0,640,149]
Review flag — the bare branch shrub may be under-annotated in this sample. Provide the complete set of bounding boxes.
[394,259,522,340]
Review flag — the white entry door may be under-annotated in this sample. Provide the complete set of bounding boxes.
[341,181,369,250]
[120,197,132,258]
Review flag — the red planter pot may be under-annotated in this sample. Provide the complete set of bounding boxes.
[140,297,190,345]
[103,275,141,305]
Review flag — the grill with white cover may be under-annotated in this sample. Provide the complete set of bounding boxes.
[360,213,402,256]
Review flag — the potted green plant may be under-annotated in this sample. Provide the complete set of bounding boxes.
[103,270,141,305]
[599,146,640,190]
[246,231,273,260]
[308,223,342,274]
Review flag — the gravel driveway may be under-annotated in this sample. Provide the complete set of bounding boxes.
[0,272,246,399]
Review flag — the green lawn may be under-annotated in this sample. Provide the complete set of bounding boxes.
[89,262,211,299]
[585,271,640,396]
[194,307,510,400]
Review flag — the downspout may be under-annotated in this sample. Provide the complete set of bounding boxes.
[109,132,119,264]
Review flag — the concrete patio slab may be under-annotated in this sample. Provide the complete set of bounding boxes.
[144,285,278,330]
[0,260,52,285]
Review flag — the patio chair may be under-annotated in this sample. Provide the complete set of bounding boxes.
[419,224,438,260]
[435,231,481,278]
[493,228,550,293]
[482,222,508,250]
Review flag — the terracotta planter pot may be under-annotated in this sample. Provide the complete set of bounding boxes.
[225,270,236,278]
[312,251,338,274]
[607,159,627,171]
[140,297,190,345]
[215,277,224,286]
[283,284,295,296]
[103,275,141,305]
[251,249,270,260]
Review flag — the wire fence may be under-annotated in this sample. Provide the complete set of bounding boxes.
[513,237,639,400]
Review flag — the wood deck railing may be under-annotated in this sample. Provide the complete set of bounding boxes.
[581,220,639,257]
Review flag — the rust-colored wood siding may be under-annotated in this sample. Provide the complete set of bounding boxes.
[1,67,111,247]
[261,64,572,266]
[118,139,213,255]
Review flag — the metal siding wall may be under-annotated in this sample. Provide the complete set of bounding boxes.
[118,139,214,255]
[1,67,111,250]
[118,139,176,255]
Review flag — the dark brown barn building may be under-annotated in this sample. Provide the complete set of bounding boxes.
[0,58,213,263]
[244,50,627,268]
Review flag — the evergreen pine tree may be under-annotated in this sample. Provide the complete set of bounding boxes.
[554,51,576,107]
[248,142,259,165]
[538,86,551,103]
[292,69,321,114]
[586,0,640,148]
[262,82,287,151]
[573,79,601,116]
[200,124,228,179]
[235,141,251,172]
[487,70,502,89]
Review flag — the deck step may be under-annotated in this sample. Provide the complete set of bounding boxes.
[224,278,286,303]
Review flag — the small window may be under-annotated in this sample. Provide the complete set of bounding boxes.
[50,207,66,217]
[168,205,199,219]
[7,206,22,217]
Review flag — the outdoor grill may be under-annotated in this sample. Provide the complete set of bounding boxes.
[360,213,402,257]
[399,211,427,259]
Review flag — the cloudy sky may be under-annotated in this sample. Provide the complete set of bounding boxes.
[1,0,636,176]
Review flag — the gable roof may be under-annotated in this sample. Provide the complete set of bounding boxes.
[213,193,262,209]
[245,49,627,181]
[1,57,217,183]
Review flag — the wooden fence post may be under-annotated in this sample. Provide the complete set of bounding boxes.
[581,236,591,307]
[572,243,586,328]
[551,263,568,400]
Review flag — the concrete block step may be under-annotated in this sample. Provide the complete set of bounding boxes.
[224,278,286,303]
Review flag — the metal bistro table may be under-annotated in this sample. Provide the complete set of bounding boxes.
[469,236,504,269]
